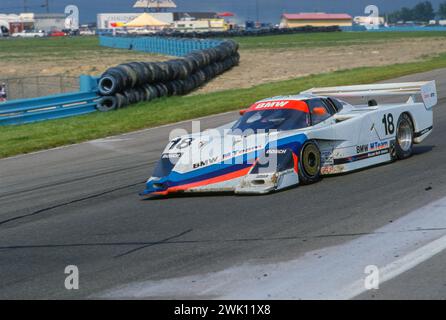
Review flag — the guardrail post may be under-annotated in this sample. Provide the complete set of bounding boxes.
[80,75,99,92]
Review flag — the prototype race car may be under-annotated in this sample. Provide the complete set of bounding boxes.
[141,81,437,196]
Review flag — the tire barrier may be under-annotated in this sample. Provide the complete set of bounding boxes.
[97,40,240,111]
[157,26,341,38]
[98,26,340,39]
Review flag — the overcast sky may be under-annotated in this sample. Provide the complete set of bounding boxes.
[1,0,445,23]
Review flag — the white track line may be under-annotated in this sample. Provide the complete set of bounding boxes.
[99,196,446,300]
[340,233,446,299]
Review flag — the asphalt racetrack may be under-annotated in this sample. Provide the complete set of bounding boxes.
[2,69,446,299]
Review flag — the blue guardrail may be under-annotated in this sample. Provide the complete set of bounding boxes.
[0,76,100,126]
[99,35,223,56]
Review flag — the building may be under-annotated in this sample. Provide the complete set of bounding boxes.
[97,13,140,29]
[0,13,34,33]
[281,13,353,28]
[97,13,173,29]
[354,16,385,27]
[173,12,218,21]
[33,13,66,32]
[0,13,66,33]
[172,19,226,32]
[125,13,170,28]
[97,12,219,30]
[133,0,177,11]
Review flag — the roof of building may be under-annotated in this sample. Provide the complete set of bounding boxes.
[34,13,66,19]
[133,0,177,8]
[173,12,218,21]
[125,13,170,27]
[282,13,353,20]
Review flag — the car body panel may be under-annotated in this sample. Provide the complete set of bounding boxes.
[141,82,437,196]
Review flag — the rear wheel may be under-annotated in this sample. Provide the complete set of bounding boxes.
[396,113,414,160]
[299,141,321,185]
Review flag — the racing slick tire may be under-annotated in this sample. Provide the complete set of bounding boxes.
[395,113,414,160]
[97,96,118,112]
[298,141,322,185]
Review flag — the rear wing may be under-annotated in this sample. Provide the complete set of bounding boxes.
[302,81,438,109]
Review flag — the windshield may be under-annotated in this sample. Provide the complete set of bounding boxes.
[231,109,310,133]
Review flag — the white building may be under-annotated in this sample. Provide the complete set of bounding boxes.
[133,0,177,10]
[33,13,66,32]
[173,19,226,32]
[0,13,65,33]
[0,13,34,33]
[0,13,34,25]
[354,16,385,27]
[97,13,174,29]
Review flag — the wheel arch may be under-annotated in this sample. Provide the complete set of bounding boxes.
[401,111,416,132]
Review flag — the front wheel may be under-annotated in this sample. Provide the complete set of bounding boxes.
[298,141,321,185]
[395,113,414,160]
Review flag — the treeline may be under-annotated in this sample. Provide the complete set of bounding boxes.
[387,1,446,23]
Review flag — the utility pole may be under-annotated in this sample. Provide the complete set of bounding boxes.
[23,0,28,13]
[45,0,50,13]
[256,0,260,23]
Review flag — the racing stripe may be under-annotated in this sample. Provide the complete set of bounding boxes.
[168,133,308,185]
[169,164,252,187]
[160,167,252,194]
[333,148,390,165]
[145,133,308,195]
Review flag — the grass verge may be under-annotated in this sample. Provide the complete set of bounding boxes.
[2,32,445,58]
[0,36,153,62]
[2,53,446,158]
[236,31,446,49]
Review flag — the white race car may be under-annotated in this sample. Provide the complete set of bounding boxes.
[141,81,437,196]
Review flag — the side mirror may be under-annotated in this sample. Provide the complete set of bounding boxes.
[239,109,247,116]
[312,107,328,116]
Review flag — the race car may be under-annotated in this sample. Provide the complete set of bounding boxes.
[141,81,437,196]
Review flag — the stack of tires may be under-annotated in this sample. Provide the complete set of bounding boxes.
[97,40,240,111]
[154,26,340,39]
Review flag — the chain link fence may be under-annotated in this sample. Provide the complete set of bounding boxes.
[0,76,80,101]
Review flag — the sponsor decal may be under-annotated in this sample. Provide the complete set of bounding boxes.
[321,150,334,165]
[369,141,389,151]
[335,148,390,165]
[222,145,264,161]
[161,153,182,159]
[357,141,389,154]
[266,149,287,154]
[232,138,243,146]
[193,156,219,169]
[253,101,290,109]
[321,166,344,175]
[191,145,266,170]
[248,100,309,113]
[357,144,369,154]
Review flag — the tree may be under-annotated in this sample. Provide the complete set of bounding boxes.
[400,7,414,21]
[413,1,435,21]
[386,1,434,23]
[439,1,446,18]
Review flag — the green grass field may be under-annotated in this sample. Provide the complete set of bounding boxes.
[2,51,446,158]
[235,31,446,49]
[0,36,149,62]
[2,31,445,58]
[2,31,446,158]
